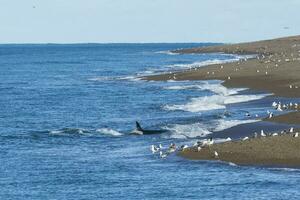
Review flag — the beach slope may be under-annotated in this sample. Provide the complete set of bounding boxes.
[179,133,300,167]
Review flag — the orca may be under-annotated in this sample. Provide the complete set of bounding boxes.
[131,121,167,135]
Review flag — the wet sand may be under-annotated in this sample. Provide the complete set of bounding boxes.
[179,133,300,167]
[144,35,300,167]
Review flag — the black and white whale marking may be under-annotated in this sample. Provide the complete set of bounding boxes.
[131,121,167,135]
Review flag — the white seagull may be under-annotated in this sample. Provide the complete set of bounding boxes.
[214,151,219,158]
[293,132,299,138]
[159,151,167,159]
[261,130,266,137]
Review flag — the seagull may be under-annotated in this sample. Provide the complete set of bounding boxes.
[293,132,299,138]
[168,143,176,153]
[272,102,278,107]
[268,112,274,118]
[151,145,159,154]
[243,136,249,141]
[180,145,189,151]
[159,151,167,159]
[208,137,214,146]
[272,133,278,136]
[197,146,202,152]
[261,130,266,137]
[254,132,258,138]
[276,104,283,111]
[289,127,294,133]
[214,151,219,158]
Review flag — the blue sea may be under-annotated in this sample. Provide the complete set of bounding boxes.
[1,44,300,199]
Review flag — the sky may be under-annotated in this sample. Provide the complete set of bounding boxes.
[1,0,300,43]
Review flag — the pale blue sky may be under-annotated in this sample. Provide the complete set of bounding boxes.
[1,0,300,43]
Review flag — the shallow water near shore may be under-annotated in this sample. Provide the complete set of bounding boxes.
[1,44,300,199]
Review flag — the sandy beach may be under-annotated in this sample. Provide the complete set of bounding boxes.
[144,35,300,167]
[179,132,300,167]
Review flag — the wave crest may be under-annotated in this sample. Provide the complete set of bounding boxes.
[96,128,123,136]
[165,119,258,139]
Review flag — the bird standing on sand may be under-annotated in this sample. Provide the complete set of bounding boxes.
[289,127,294,133]
[180,145,189,151]
[254,132,258,138]
[243,136,249,141]
[293,132,299,138]
[197,146,202,152]
[272,133,279,136]
[261,130,266,137]
[208,137,214,146]
[214,151,219,158]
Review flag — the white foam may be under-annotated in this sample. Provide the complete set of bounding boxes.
[228,162,238,167]
[96,128,123,136]
[49,130,63,135]
[164,93,268,113]
[118,76,142,82]
[214,119,258,132]
[156,50,179,55]
[164,123,212,139]
[165,119,258,139]
[88,77,112,81]
[164,82,246,96]
[168,58,239,70]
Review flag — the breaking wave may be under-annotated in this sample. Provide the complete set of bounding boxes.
[167,58,238,70]
[49,128,89,135]
[96,128,123,136]
[164,119,258,139]
[164,82,246,96]
[164,82,268,113]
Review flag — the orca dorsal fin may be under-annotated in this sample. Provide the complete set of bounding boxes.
[136,121,143,131]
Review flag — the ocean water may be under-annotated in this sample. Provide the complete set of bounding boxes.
[1,44,300,199]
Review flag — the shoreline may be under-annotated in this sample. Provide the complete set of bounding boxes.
[143,35,300,167]
[144,35,300,125]
[179,132,300,168]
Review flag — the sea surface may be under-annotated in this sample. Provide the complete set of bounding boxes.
[1,44,300,199]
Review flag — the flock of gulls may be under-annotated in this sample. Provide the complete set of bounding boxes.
[150,100,299,159]
[150,137,218,159]
[151,126,299,160]
[157,44,300,160]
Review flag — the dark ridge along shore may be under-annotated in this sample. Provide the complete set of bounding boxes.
[144,35,300,167]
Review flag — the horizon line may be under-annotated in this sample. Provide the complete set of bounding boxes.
[0,41,224,45]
